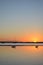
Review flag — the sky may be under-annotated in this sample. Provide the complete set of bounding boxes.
[0,0,43,41]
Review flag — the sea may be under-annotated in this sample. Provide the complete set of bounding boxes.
[0,43,43,65]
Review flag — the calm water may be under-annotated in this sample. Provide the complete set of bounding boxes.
[0,43,43,65]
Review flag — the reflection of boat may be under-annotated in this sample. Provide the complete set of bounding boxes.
[35,46,38,48]
[11,45,16,48]
[11,45,38,48]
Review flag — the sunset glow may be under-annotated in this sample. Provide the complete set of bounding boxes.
[33,40,37,43]
[32,37,38,42]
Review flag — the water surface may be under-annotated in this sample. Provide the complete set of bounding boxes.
[0,44,43,65]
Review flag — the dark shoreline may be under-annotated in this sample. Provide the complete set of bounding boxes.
[0,41,43,43]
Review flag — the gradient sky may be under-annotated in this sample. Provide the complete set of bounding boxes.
[0,0,43,41]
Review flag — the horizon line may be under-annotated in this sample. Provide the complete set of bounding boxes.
[0,41,43,43]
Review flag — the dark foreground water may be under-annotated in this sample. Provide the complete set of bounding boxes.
[0,43,43,65]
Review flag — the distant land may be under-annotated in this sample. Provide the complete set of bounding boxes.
[0,41,43,43]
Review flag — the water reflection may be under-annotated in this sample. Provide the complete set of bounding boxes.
[0,46,43,65]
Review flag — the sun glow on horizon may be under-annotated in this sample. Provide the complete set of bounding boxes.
[33,40,37,42]
[32,36,39,42]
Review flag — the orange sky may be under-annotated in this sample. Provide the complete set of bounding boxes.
[0,33,43,42]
